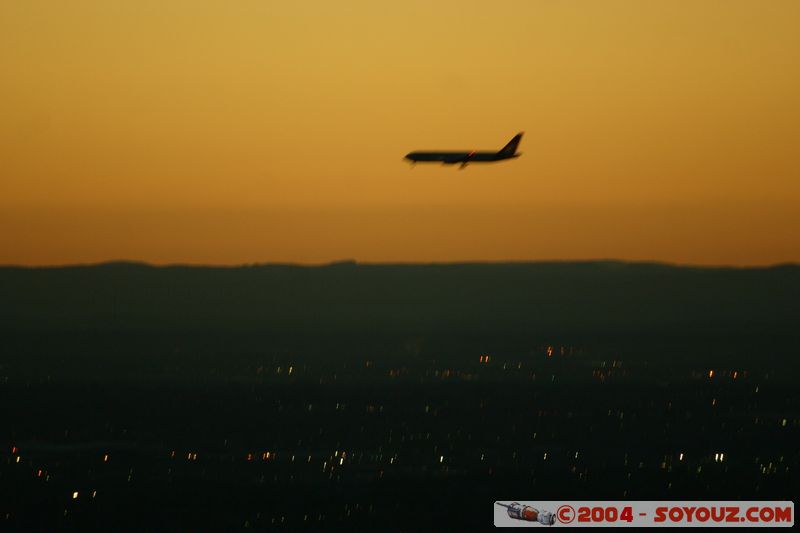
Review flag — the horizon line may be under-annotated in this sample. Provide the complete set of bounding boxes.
[1,258,798,270]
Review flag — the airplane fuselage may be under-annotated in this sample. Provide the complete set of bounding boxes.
[405,151,519,164]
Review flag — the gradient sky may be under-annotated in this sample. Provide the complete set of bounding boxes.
[2,1,799,265]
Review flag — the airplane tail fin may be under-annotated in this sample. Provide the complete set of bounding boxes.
[498,133,523,157]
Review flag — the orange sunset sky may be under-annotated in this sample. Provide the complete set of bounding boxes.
[1,1,798,266]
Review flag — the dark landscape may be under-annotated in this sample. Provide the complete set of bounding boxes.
[1,261,798,530]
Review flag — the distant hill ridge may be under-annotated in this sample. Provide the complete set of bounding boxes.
[1,261,798,340]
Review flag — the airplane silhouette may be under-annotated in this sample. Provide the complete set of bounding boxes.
[405,133,523,168]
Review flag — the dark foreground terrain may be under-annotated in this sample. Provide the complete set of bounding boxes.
[1,261,798,530]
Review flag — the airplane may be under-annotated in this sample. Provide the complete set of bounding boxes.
[405,132,523,168]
